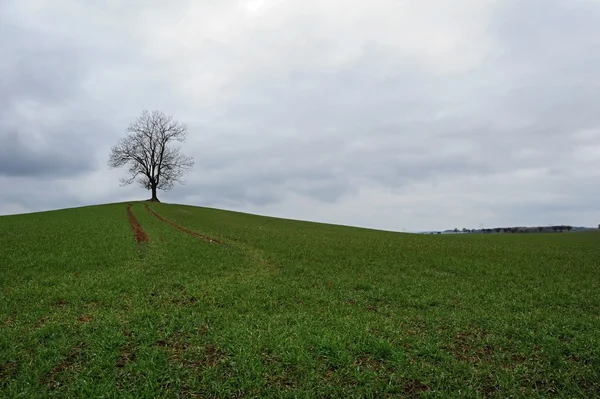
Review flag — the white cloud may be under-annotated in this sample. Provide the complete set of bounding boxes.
[136,0,498,105]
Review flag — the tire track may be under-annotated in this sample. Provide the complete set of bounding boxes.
[145,205,223,244]
[127,204,149,243]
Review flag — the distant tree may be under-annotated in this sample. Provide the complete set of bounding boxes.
[552,226,559,233]
[566,226,572,232]
[462,228,468,233]
[537,226,543,232]
[108,110,194,202]
[494,228,502,233]
[454,228,459,233]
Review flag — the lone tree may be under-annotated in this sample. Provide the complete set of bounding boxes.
[108,110,194,202]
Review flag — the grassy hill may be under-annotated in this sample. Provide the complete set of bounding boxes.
[1,202,599,398]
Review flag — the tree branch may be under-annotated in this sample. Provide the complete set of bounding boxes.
[108,110,194,199]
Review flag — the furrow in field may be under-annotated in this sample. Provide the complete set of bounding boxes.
[127,204,149,243]
[144,204,223,244]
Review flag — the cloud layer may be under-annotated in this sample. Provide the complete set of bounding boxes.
[1,0,599,231]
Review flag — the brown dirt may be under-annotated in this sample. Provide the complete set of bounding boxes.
[260,352,298,388]
[116,328,136,369]
[171,296,197,306]
[42,342,88,390]
[55,298,67,307]
[202,344,227,367]
[446,328,494,364]
[77,314,94,323]
[144,205,222,244]
[482,383,500,397]
[0,362,18,383]
[157,335,226,369]
[168,284,198,306]
[353,356,384,370]
[402,380,432,397]
[127,204,149,243]
[116,345,135,368]
[36,316,50,328]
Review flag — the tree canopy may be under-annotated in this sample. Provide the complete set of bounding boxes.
[108,110,194,201]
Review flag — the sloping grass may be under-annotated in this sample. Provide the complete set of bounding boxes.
[1,202,599,398]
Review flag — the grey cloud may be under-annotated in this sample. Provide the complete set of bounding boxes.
[2,0,600,230]
[182,41,594,210]
[0,13,86,109]
[0,130,94,177]
[181,183,284,208]
[0,177,79,213]
[188,60,526,202]
[0,6,97,178]
[0,1,182,180]
[485,0,600,124]
[490,0,600,59]
[183,150,355,207]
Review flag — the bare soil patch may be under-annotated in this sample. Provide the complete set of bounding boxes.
[77,314,94,323]
[127,204,149,243]
[446,328,495,364]
[402,379,432,397]
[156,335,227,370]
[116,345,135,368]
[0,362,18,385]
[42,342,88,390]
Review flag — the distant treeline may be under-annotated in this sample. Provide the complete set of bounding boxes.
[460,225,573,234]
[419,225,599,235]
[431,225,591,235]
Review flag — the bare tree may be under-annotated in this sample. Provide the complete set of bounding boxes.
[108,110,194,202]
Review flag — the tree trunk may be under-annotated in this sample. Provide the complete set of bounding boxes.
[150,185,160,202]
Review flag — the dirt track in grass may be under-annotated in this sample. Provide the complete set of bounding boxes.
[127,204,149,243]
[145,204,223,244]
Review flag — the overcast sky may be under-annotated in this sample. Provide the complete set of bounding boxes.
[1,0,599,232]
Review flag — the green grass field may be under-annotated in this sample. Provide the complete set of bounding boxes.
[1,202,599,398]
